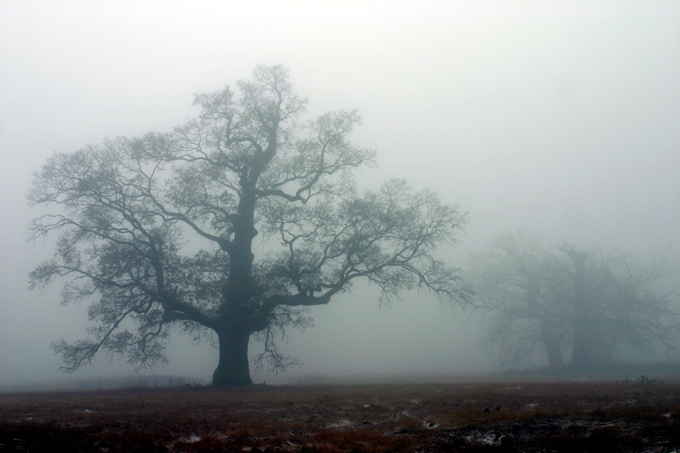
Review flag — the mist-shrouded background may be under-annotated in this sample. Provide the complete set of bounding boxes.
[1,1,678,389]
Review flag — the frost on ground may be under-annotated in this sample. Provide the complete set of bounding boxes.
[1,381,679,452]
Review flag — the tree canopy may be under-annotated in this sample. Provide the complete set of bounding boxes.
[29,65,471,386]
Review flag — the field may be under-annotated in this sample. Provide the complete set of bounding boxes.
[1,380,679,452]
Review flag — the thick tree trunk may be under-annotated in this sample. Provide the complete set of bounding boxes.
[571,318,609,369]
[569,252,590,368]
[571,315,597,368]
[212,325,253,387]
[567,250,608,369]
[540,323,563,368]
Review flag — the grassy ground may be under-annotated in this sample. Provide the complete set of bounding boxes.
[1,380,679,452]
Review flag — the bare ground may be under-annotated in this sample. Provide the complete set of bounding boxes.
[1,381,679,452]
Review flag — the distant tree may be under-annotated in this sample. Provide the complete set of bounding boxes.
[570,247,679,367]
[469,232,569,368]
[29,65,471,387]
[469,232,678,370]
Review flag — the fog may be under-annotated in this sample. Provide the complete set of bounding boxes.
[1,1,679,390]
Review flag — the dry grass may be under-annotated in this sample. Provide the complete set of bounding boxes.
[1,381,679,452]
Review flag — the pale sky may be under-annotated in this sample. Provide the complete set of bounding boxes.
[1,1,679,388]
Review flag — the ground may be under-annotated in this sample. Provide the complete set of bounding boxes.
[1,380,679,452]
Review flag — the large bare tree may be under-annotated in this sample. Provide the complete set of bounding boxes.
[29,65,470,386]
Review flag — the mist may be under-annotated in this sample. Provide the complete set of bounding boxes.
[1,1,679,390]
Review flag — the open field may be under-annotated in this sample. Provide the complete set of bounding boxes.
[1,380,679,452]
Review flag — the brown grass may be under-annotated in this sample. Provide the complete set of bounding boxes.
[1,381,679,452]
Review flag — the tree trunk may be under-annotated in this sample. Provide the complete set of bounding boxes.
[213,325,253,387]
[571,315,597,368]
[540,323,563,368]
[568,251,608,369]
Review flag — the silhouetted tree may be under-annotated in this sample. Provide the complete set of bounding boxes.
[469,232,569,368]
[29,65,470,387]
[578,248,679,366]
[470,232,678,370]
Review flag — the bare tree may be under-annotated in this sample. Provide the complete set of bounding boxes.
[589,249,679,363]
[469,232,569,368]
[469,232,678,370]
[29,65,471,387]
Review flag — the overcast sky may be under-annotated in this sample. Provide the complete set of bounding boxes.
[1,1,679,388]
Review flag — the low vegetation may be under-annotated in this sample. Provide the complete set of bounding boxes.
[2,380,679,452]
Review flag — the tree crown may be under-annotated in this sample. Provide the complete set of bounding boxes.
[29,65,470,376]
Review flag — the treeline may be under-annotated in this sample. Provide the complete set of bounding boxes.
[469,231,678,371]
